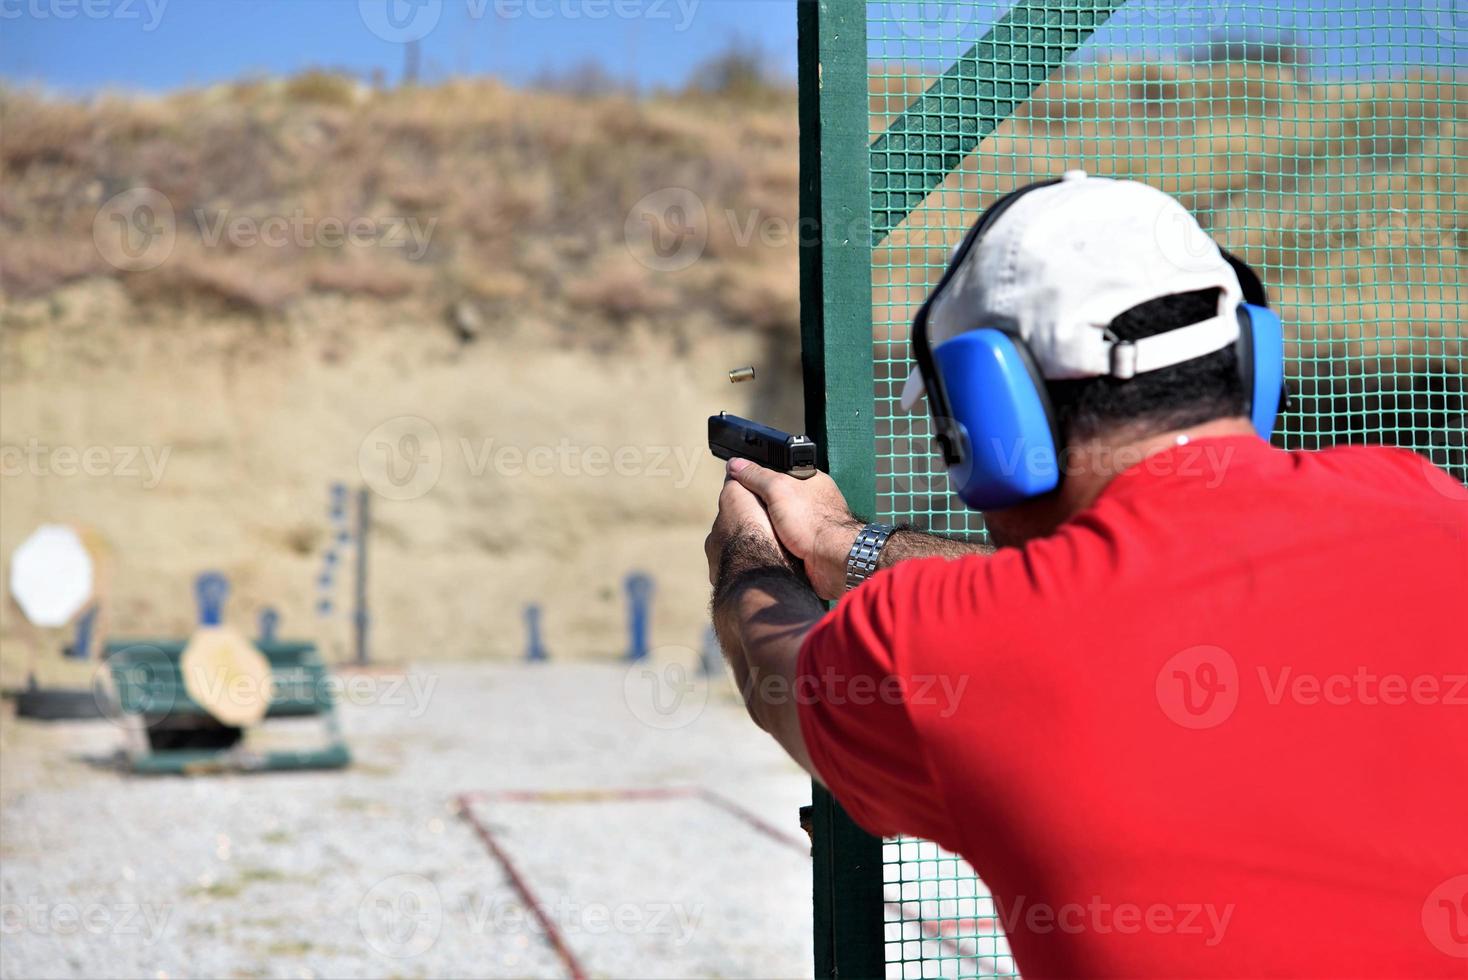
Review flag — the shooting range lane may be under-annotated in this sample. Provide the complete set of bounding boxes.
[455,787,811,978]
[0,662,811,978]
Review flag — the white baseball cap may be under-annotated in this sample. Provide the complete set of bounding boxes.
[900,171,1245,411]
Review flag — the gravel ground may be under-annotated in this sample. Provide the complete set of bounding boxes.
[0,660,814,979]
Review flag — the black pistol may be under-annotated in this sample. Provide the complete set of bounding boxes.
[708,413,818,479]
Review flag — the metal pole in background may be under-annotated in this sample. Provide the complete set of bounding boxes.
[354,486,370,666]
[403,39,421,86]
[624,571,654,662]
[798,0,885,975]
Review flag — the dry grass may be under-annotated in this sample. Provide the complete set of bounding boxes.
[1,63,1460,465]
[0,234,107,296]
[0,75,799,346]
[6,61,1459,358]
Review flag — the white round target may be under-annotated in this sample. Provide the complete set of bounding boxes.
[9,525,95,628]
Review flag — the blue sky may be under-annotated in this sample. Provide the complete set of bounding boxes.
[1,0,1460,94]
[0,0,801,93]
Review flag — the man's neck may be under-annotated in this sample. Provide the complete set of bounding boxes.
[1057,416,1257,516]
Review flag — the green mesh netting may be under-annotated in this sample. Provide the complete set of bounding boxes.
[866,2,1464,975]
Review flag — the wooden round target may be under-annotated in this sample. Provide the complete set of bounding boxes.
[180,625,272,727]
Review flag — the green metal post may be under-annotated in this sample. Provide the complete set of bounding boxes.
[799,0,884,976]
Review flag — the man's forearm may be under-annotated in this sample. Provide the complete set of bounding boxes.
[877,525,992,568]
[819,517,989,577]
[711,532,825,774]
[711,532,824,700]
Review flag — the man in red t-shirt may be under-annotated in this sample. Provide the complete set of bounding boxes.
[704,174,1467,975]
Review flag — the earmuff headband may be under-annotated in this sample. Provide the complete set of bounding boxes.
[911,179,1061,465]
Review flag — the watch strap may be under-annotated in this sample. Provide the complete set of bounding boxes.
[845,523,895,592]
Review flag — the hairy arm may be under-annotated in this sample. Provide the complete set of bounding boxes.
[875,525,990,568]
[710,530,826,777]
[726,460,988,597]
[706,464,988,779]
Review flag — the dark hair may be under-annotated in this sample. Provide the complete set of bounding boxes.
[1046,288,1246,443]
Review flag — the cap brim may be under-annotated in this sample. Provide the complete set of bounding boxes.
[898,368,925,412]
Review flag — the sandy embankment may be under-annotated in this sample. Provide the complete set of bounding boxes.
[0,278,802,687]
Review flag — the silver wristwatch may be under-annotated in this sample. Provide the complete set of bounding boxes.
[845,523,895,591]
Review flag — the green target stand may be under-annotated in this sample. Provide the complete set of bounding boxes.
[799,1,1466,976]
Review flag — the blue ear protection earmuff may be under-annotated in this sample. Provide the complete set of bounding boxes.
[1237,302,1284,438]
[928,328,1062,509]
[1222,250,1287,440]
[911,182,1288,512]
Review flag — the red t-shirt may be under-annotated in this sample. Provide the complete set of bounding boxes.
[798,437,1468,976]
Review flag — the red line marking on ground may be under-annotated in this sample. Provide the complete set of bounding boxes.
[462,787,692,805]
[455,786,990,974]
[885,894,1009,970]
[695,787,809,854]
[886,894,991,967]
[453,794,588,980]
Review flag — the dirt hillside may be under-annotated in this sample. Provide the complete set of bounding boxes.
[1,76,803,684]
